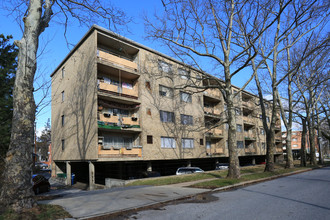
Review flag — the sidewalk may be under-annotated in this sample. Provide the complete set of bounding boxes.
[39,167,315,219]
[39,184,210,219]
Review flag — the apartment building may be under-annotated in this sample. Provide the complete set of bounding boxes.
[51,25,282,186]
[282,131,318,159]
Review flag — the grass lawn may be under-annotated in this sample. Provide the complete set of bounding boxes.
[192,165,320,189]
[0,204,71,220]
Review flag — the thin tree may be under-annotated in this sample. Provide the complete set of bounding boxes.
[0,0,130,212]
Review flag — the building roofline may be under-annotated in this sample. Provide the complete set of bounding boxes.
[50,25,264,101]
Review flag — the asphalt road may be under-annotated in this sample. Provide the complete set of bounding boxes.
[129,167,330,220]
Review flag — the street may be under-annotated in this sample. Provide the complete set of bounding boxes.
[129,167,330,220]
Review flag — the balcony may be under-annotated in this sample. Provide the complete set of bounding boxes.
[204,106,221,116]
[205,128,223,139]
[97,48,138,71]
[275,137,282,143]
[98,80,140,105]
[245,147,256,154]
[98,113,141,132]
[242,100,255,109]
[243,118,255,129]
[98,144,142,158]
[203,89,221,103]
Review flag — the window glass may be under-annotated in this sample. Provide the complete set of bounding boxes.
[237,124,242,132]
[181,114,193,125]
[160,110,175,123]
[180,92,192,103]
[158,60,172,74]
[161,137,176,148]
[260,128,265,135]
[147,135,153,144]
[206,141,211,149]
[178,68,190,79]
[237,141,244,148]
[159,85,173,97]
[182,138,194,148]
[292,138,297,142]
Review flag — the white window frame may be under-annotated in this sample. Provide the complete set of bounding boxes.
[181,114,193,125]
[160,110,175,123]
[161,137,176,148]
[180,91,192,103]
[158,60,172,74]
[182,138,194,149]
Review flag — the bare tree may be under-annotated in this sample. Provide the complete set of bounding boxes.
[249,0,328,171]
[0,0,130,212]
[144,0,289,178]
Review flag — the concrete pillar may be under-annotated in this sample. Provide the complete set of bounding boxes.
[147,161,152,172]
[252,157,256,165]
[187,160,191,167]
[66,161,71,186]
[89,161,95,190]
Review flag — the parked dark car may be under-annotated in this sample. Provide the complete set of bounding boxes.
[32,175,50,195]
[35,162,48,169]
[176,167,204,175]
[215,163,229,170]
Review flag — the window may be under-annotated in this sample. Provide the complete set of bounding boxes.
[266,116,270,123]
[237,141,244,148]
[181,114,193,125]
[265,103,269,108]
[260,128,265,135]
[103,136,133,149]
[237,124,242,132]
[145,81,151,91]
[178,68,190,79]
[224,104,227,111]
[61,139,65,151]
[161,137,176,148]
[147,108,152,116]
[259,114,263,119]
[61,91,64,102]
[182,138,194,149]
[225,123,229,130]
[147,135,153,144]
[293,144,298,148]
[61,67,65,78]
[160,110,175,123]
[235,108,241,116]
[206,141,211,149]
[200,139,204,145]
[159,85,173,97]
[180,92,192,103]
[61,115,65,127]
[292,138,297,142]
[158,60,172,74]
[262,142,265,149]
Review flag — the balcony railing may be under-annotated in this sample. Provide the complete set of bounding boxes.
[98,81,138,100]
[204,106,221,116]
[98,144,142,158]
[98,113,141,131]
[97,49,138,71]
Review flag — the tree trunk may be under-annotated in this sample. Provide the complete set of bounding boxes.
[0,0,43,211]
[308,114,317,165]
[265,129,275,171]
[225,68,240,179]
[285,129,294,168]
[316,109,323,165]
[300,118,307,167]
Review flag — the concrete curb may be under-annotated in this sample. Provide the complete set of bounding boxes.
[75,167,322,219]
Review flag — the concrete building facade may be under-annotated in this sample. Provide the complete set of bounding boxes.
[51,25,282,186]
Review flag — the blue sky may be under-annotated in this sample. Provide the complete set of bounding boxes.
[0,0,257,135]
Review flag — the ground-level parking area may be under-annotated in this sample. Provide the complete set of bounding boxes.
[53,155,281,186]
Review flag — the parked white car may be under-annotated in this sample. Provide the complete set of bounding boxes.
[176,167,204,175]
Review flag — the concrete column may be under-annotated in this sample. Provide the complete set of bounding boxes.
[66,161,71,186]
[89,161,95,190]
[147,161,152,172]
[187,160,191,167]
[252,157,256,165]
